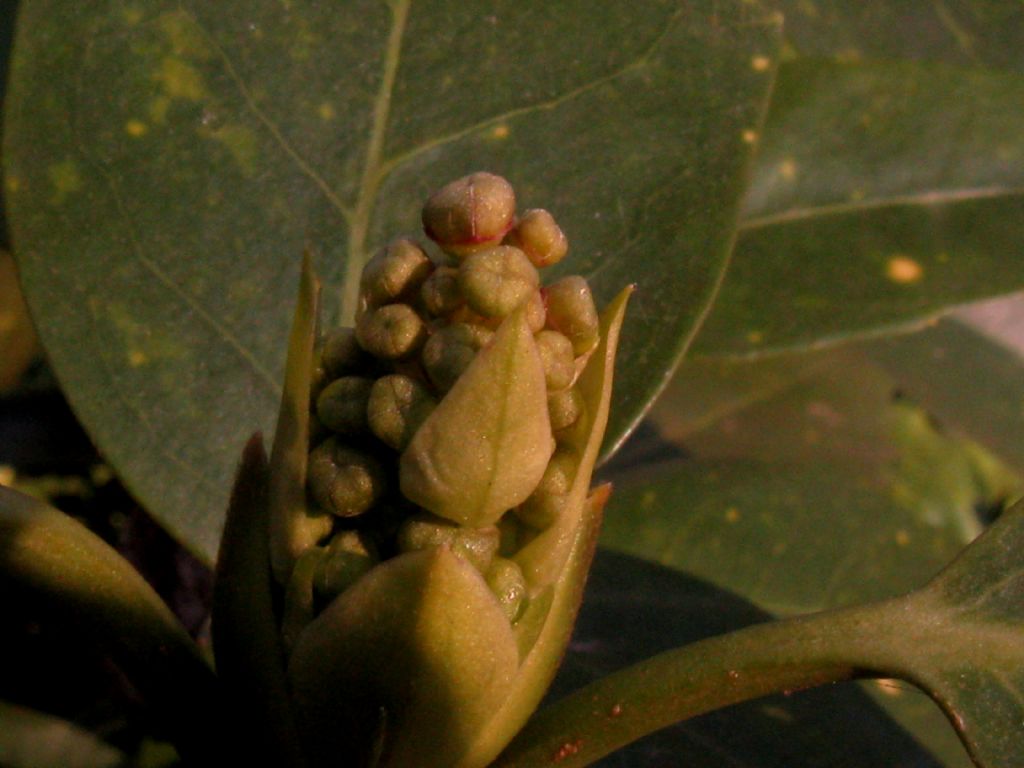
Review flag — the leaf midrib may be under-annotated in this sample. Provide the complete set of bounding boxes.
[342,0,412,325]
[739,184,1024,232]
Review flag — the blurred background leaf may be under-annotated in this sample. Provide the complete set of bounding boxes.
[3,0,780,560]
[600,317,1024,765]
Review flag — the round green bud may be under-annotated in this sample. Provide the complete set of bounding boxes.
[504,209,568,268]
[516,446,579,529]
[548,386,584,432]
[396,513,500,573]
[524,289,546,333]
[368,374,437,450]
[544,276,599,355]
[421,322,493,392]
[486,557,527,622]
[359,238,434,311]
[420,265,464,317]
[459,246,539,319]
[307,437,385,518]
[535,330,575,391]
[319,327,369,379]
[315,376,373,435]
[422,172,516,257]
[313,529,379,600]
[515,491,567,530]
[355,303,427,360]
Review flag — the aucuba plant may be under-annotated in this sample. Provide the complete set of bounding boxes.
[3,175,1024,768]
[215,171,632,768]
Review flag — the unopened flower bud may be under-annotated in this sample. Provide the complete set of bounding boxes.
[516,447,578,529]
[356,303,427,360]
[524,290,546,333]
[314,530,379,600]
[307,438,385,518]
[420,265,464,317]
[422,172,516,257]
[368,374,437,450]
[397,513,500,573]
[460,246,539,319]
[485,557,527,622]
[535,330,575,391]
[548,386,584,432]
[544,276,599,355]
[316,376,373,435]
[359,238,433,311]
[320,327,369,379]
[421,322,493,393]
[504,209,568,268]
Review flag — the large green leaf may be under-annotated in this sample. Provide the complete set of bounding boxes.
[694,1,1024,357]
[600,318,1024,764]
[4,1,780,560]
[603,318,1024,612]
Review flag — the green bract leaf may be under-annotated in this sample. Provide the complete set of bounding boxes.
[0,486,220,761]
[211,433,305,768]
[4,1,780,559]
[288,546,519,768]
[267,253,332,584]
[400,304,551,528]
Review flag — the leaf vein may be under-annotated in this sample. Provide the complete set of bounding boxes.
[740,185,1024,231]
[178,4,354,223]
[376,4,691,192]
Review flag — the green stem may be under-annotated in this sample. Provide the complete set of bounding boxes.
[493,598,908,767]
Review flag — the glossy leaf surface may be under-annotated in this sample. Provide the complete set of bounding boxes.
[4,1,780,560]
[695,3,1024,357]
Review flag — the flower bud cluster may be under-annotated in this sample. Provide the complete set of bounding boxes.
[282,172,600,635]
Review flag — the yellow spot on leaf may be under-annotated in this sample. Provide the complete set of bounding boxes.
[206,124,259,176]
[156,57,207,101]
[741,129,758,144]
[47,159,83,205]
[886,255,924,285]
[779,158,797,181]
[640,489,656,508]
[5,176,21,193]
[125,119,148,137]
[490,123,510,140]
[751,55,771,72]
[159,10,210,60]
[128,350,148,367]
[725,506,740,523]
[318,102,336,121]
[746,330,764,344]
[894,529,911,547]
